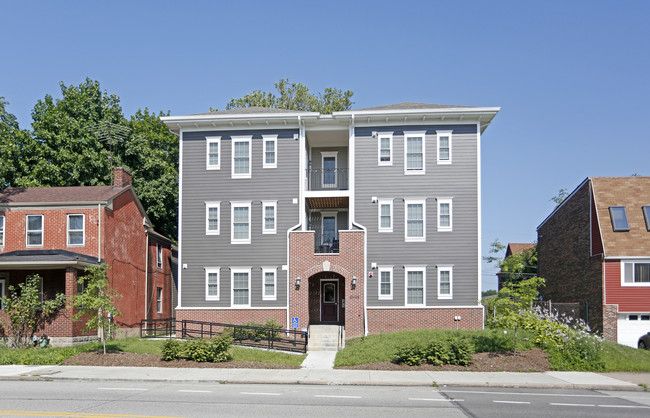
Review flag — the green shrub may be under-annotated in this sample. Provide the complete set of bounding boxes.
[393,344,426,366]
[161,339,183,361]
[423,340,449,366]
[394,338,473,367]
[185,336,232,362]
[448,338,473,366]
[547,333,604,371]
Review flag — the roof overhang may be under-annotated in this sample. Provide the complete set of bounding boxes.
[162,112,319,134]
[0,250,102,270]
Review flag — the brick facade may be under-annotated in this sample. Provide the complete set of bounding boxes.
[603,304,618,342]
[176,309,286,325]
[367,307,484,333]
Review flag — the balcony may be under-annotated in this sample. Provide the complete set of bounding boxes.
[307,168,349,191]
[313,232,339,254]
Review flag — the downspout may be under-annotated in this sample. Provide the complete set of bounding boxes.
[145,232,149,321]
[97,204,101,263]
[286,115,304,330]
[349,114,369,336]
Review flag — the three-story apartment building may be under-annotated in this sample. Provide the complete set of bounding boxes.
[163,103,499,338]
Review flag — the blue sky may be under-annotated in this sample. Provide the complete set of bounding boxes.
[2,1,649,290]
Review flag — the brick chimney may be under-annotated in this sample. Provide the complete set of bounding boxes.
[113,167,132,187]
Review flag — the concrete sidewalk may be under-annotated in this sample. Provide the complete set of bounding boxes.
[0,365,646,390]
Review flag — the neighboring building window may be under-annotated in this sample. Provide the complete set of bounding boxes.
[205,267,220,301]
[26,214,43,247]
[232,268,251,306]
[437,198,453,232]
[643,206,650,231]
[378,199,393,233]
[156,287,163,313]
[405,266,425,306]
[263,135,277,168]
[231,202,251,244]
[437,266,453,299]
[232,136,251,179]
[609,206,629,231]
[404,131,425,174]
[0,215,4,247]
[0,275,6,309]
[262,267,277,301]
[67,214,84,246]
[437,130,452,164]
[622,261,650,285]
[262,201,277,234]
[206,136,221,170]
[378,132,392,166]
[156,243,163,269]
[405,199,426,242]
[378,266,393,300]
[205,201,220,235]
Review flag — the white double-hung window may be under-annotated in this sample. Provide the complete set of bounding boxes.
[206,136,221,170]
[436,130,452,164]
[622,261,650,285]
[378,199,393,233]
[437,265,453,299]
[263,135,277,168]
[67,214,84,246]
[405,199,426,242]
[232,136,251,179]
[26,214,43,247]
[404,131,425,174]
[262,267,277,301]
[0,215,5,247]
[231,268,251,306]
[205,201,220,235]
[378,132,393,166]
[437,198,453,232]
[262,201,277,234]
[205,267,220,301]
[405,266,426,306]
[231,201,251,244]
[378,266,393,300]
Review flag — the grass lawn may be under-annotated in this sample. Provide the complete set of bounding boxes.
[602,340,650,372]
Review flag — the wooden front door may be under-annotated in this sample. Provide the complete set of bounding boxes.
[321,280,338,322]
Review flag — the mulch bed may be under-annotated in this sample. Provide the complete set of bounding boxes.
[62,348,551,372]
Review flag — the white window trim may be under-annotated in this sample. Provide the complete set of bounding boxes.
[231,201,252,244]
[262,200,277,235]
[205,201,221,235]
[156,243,163,269]
[436,130,452,165]
[378,266,393,300]
[437,198,453,232]
[405,266,426,306]
[378,199,393,233]
[206,136,221,170]
[231,267,252,307]
[205,267,220,301]
[66,214,85,246]
[437,265,453,299]
[403,130,426,175]
[0,215,6,247]
[621,260,650,287]
[156,287,163,313]
[231,135,252,179]
[263,134,278,169]
[405,198,426,242]
[26,214,44,247]
[321,151,339,188]
[377,132,393,166]
[262,266,277,301]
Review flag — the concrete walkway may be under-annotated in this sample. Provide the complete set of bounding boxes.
[300,351,337,369]
[0,365,647,390]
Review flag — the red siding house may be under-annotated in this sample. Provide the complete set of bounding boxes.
[0,167,174,346]
[537,177,650,347]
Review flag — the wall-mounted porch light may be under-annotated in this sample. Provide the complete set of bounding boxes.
[295,277,301,287]
[351,276,357,287]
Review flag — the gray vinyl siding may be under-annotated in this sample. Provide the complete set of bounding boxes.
[355,125,479,307]
[310,147,349,170]
[180,129,299,308]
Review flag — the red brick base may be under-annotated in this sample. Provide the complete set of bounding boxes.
[367,307,484,334]
[176,309,287,326]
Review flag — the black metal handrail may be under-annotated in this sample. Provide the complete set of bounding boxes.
[307,168,349,191]
[313,232,339,253]
[140,318,308,353]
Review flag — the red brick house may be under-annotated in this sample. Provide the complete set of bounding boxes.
[0,167,174,346]
[537,177,650,348]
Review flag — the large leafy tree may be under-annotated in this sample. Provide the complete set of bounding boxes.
[0,97,36,189]
[225,78,353,113]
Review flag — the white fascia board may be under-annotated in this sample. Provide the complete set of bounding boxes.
[0,260,98,269]
[333,107,500,118]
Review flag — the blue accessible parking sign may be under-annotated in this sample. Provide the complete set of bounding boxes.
[291,317,299,329]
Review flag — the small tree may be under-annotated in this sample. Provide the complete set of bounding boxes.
[0,274,66,348]
[72,264,122,354]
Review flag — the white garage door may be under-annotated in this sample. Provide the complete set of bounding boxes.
[617,313,650,348]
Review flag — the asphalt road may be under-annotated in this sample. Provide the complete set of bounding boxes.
[1,381,650,418]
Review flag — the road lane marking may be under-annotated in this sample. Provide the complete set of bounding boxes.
[550,403,595,407]
[409,398,464,402]
[178,390,212,393]
[442,390,611,398]
[493,401,530,404]
[598,404,650,409]
[315,395,362,399]
[97,388,148,391]
[240,392,282,396]
[0,411,184,418]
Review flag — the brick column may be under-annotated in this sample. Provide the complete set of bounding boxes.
[602,304,618,342]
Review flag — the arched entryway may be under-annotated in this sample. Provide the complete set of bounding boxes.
[308,271,346,325]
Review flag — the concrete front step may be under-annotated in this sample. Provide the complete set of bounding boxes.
[308,325,343,352]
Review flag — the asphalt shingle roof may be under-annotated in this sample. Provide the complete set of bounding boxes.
[0,186,126,204]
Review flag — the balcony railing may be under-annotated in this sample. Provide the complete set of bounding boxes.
[307,168,349,191]
[313,232,339,254]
